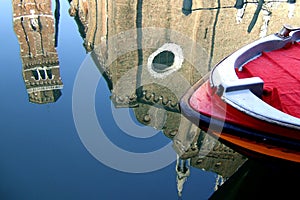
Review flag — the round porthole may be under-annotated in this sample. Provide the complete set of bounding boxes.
[147,43,183,78]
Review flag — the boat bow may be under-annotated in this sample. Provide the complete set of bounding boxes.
[210,25,300,130]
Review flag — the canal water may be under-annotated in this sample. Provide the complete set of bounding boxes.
[0,0,299,199]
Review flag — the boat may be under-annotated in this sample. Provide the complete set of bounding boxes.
[180,25,300,164]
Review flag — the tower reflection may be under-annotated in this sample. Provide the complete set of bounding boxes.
[13,0,63,104]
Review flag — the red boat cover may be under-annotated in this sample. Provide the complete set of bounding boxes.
[236,42,300,118]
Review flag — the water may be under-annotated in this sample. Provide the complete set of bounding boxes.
[0,1,299,200]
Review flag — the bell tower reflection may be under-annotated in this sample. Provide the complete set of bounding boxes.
[13,0,63,104]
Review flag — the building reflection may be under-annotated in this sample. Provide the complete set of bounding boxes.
[13,0,63,104]
[67,0,297,198]
[68,0,299,68]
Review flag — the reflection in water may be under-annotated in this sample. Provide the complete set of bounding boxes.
[176,155,191,197]
[4,0,299,199]
[67,0,299,198]
[210,159,300,199]
[235,0,296,37]
[13,0,63,104]
[182,0,193,16]
[68,0,249,197]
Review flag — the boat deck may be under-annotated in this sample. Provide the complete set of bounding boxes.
[236,42,300,118]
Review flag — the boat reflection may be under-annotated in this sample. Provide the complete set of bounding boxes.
[13,0,63,104]
[210,159,300,199]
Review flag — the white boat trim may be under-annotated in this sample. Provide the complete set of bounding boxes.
[210,26,300,130]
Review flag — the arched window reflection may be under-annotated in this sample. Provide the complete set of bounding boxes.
[39,69,46,80]
[32,70,39,80]
[46,69,53,79]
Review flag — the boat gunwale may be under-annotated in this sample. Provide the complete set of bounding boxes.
[179,76,300,150]
[179,77,300,163]
[209,29,300,129]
